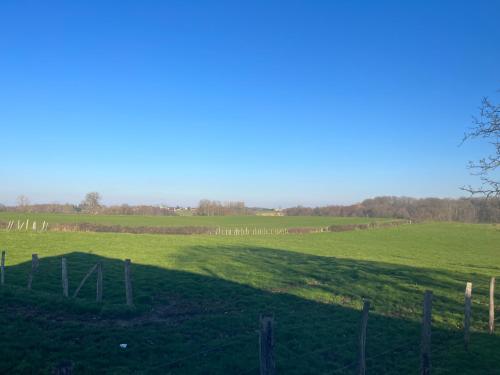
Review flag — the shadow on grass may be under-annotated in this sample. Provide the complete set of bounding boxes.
[0,248,498,374]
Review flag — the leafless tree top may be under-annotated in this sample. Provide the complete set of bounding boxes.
[462,96,500,197]
[16,195,30,207]
[80,192,102,214]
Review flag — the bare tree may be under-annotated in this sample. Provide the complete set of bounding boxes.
[197,199,247,216]
[16,195,30,207]
[284,196,500,223]
[80,192,102,214]
[462,96,500,197]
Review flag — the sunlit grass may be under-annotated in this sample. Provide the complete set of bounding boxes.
[0,212,389,228]
[0,222,498,373]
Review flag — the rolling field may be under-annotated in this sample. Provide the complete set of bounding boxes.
[0,221,499,374]
[0,212,389,229]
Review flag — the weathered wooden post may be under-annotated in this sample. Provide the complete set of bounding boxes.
[96,262,103,303]
[124,259,133,306]
[61,257,69,297]
[1,250,5,285]
[489,277,495,334]
[420,290,432,375]
[357,300,370,375]
[464,282,472,350]
[259,315,275,375]
[27,254,39,290]
[52,360,74,375]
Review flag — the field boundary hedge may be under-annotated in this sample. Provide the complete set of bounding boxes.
[51,223,213,235]
[1,219,409,235]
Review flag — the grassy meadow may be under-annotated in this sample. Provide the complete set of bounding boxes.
[0,212,389,228]
[0,219,499,374]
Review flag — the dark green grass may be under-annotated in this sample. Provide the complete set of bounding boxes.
[0,222,499,373]
[0,212,389,228]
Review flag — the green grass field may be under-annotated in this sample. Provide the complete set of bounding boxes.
[0,221,499,374]
[0,212,389,228]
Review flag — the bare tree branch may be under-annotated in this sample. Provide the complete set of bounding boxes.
[462,95,500,197]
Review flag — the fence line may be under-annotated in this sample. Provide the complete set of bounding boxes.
[2,219,409,236]
[489,277,495,334]
[464,282,472,351]
[0,250,497,373]
[0,251,133,306]
[4,220,48,232]
[0,250,5,285]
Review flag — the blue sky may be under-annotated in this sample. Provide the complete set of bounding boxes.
[1,0,499,207]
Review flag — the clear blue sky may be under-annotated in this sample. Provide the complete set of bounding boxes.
[1,0,499,207]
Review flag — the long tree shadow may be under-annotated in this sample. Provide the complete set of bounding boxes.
[0,250,498,374]
[174,245,497,326]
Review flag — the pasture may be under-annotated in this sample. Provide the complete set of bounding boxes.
[0,219,499,374]
[0,212,388,228]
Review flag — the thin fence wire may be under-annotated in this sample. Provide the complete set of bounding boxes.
[1,247,497,374]
[257,325,482,375]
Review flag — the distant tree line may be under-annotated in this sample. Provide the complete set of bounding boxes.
[0,192,179,216]
[1,193,250,217]
[284,196,500,223]
[196,200,247,216]
[0,203,180,216]
[3,193,499,222]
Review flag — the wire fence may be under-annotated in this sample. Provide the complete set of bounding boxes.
[146,302,499,375]
[160,281,497,375]
[0,250,498,374]
[2,218,410,236]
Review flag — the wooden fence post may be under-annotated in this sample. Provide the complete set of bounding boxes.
[259,315,275,375]
[61,257,69,297]
[357,300,370,375]
[489,277,495,334]
[27,254,39,290]
[96,262,103,303]
[464,282,472,351]
[124,259,133,306]
[1,250,5,285]
[52,360,74,375]
[420,290,432,375]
